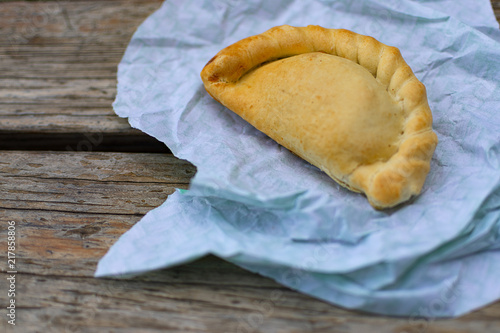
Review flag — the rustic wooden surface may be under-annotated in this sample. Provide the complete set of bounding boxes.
[0,0,169,152]
[495,1,500,22]
[1,1,499,332]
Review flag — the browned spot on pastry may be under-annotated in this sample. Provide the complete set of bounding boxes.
[205,55,218,67]
[208,74,220,82]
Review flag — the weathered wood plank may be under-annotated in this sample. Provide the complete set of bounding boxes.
[0,150,194,277]
[0,78,119,133]
[1,270,499,333]
[0,150,499,332]
[0,151,195,214]
[0,1,163,42]
[0,62,120,79]
[0,0,163,141]
[0,114,129,133]
[493,1,500,22]
[0,78,116,103]
[0,1,163,65]
[0,150,194,183]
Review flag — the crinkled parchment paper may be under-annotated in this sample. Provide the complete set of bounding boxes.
[95,0,500,317]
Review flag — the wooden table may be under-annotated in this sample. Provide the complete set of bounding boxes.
[1,1,499,332]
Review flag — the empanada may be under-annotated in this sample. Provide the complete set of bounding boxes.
[200,25,438,209]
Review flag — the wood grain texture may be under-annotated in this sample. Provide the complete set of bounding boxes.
[493,1,500,23]
[1,151,499,333]
[0,0,163,138]
[0,150,195,214]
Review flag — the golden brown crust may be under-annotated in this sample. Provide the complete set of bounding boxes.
[200,25,438,209]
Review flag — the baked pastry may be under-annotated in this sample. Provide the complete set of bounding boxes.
[200,25,438,209]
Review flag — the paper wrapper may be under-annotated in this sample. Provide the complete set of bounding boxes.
[95,0,500,317]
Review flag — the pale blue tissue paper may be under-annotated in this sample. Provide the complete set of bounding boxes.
[96,0,500,317]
